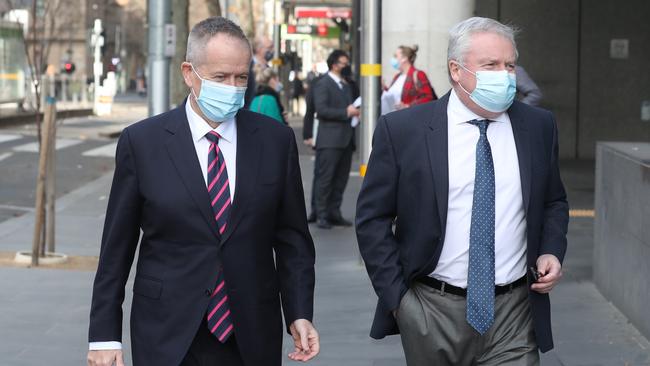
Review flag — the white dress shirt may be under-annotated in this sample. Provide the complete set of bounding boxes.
[328,71,344,89]
[430,89,527,288]
[89,99,238,351]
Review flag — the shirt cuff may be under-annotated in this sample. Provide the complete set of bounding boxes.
[89,341,122,351]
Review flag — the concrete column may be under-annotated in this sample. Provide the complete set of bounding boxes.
[381,0,475,97]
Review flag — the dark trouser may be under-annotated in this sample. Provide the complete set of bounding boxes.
[395,282,539,366]
[309,153,318,216]
[314,143,353,220]
[180,321,244,366]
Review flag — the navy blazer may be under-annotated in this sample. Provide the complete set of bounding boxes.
[355,92,569,352]
[89,103,315,366]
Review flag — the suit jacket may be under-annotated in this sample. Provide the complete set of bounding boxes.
[303,75,324,140]
[355,92,569,353]
[313,74,354,149]
[88,103,315,366]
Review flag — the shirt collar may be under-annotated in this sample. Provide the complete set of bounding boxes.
[185,96,236,143]
[328,71,343,86]
[448,89,510,125]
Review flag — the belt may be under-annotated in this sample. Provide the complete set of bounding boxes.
[417,275,527,297]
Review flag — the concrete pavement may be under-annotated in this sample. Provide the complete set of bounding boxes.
[0,111,648,364]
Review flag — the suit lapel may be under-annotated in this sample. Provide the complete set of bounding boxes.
[508,102,532,214]
[163,103,221,239]
[218,110,261,247]
[426,92,450,231]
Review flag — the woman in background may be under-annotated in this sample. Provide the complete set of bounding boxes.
[382,45,437,114]
[250,67,288,124]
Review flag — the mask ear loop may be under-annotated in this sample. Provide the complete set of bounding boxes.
[454,61,476,96]
[189,63,203,101]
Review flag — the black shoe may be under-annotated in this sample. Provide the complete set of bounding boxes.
[329,216,353,227]
[316,219,332,229]
[307,212,317,223]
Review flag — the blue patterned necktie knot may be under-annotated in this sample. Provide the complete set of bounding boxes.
[466,118,496,335]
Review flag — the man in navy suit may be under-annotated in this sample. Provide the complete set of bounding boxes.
[356,17,568,365]
[87,17,319,366]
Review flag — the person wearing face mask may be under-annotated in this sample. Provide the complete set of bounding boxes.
[312,49,360,230]
[381,45,437,115]
[249,67,287,124]
[87,17,319,366]
[357,17,568,365]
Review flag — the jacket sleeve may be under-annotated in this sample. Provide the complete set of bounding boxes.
[539,112,569,263]
[355,116,407,312]
[88,128,143,342]
[313,79,349,122]
[274,128,316,331]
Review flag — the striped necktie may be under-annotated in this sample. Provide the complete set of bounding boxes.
[466,119,496,335]
[204,130,234,342]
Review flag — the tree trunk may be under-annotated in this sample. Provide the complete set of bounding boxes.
[170,0,189,107]
[206,0,222,17]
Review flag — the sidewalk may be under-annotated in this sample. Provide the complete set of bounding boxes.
[0,124,648,364]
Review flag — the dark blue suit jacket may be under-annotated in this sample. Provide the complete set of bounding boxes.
[89,103,315,365]
[355,92,569,352]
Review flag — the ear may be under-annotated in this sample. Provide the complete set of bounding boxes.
[181,62,195,89]
[448,61,461,83]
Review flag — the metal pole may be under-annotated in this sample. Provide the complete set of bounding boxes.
[359,0,381,177]
[92,19,104,115]
[148,0,171,116]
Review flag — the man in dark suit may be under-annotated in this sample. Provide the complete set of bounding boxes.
[356,17,568,365]
[87,17,319,366]
[313,50,360,229]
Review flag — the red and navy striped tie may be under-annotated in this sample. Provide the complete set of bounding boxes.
[204,131,234,342]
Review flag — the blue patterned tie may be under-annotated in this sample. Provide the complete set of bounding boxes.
[466,119,496,335]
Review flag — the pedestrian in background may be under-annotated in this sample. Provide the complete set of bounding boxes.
[312,50,359,229]
[516,65,543,106]
[382,45,437,115]
[250,67,287,124]
[357,17,568,365]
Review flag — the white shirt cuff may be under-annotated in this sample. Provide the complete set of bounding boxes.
[89,341,122,350]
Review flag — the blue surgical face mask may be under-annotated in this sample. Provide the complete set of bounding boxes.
[275,81,283,93]
[191,64,247,122]
[390,57,400,70]
[456,63,516,113]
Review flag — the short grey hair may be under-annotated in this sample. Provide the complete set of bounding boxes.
[186,17,251,65]
[447,17,519,78]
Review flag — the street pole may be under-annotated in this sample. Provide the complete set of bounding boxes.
[91,19,104,115]
[148,0,171,116]
[359,0,381,177]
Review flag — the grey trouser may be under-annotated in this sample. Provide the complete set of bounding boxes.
[395,282,539,366]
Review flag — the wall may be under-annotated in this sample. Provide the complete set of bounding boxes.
[476,0,650,158]
[382,0,475,99]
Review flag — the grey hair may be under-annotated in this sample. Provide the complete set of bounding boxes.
[186,17,251,65]
[447,17,519,79]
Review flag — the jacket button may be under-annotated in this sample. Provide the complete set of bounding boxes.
[205,289,212,296]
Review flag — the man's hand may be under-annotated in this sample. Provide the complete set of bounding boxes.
[303,138,314,147]
[288,319,319,362]
[530,254,563,294]
[347,105,360,117]
[87,350,124,366]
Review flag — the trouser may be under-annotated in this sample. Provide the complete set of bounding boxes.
[395,282,539,366]
[180,320,244,366]
[314,144,353,220]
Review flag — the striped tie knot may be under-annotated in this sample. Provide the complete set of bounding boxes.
[205,130,222,144]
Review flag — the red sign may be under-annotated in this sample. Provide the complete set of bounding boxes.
[295,7,352,19]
